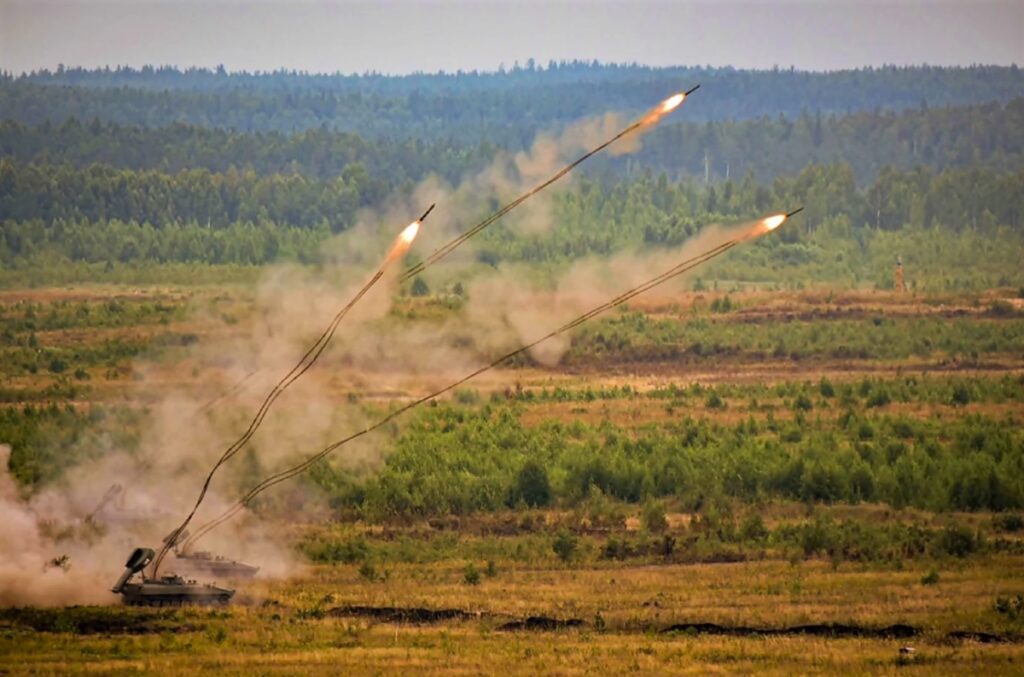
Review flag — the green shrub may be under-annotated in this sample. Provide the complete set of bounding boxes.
[304,536,369,564]
[995,595,1024,620]
[819,378,836,398]
[951,383,973,406]
[739,515,768,542]
[641,501,668,533]
[866,389,891,408]
[358,561,380,582]
[410,277,430,297]
[463,563,481,585]
[454,388,480,405]
[512,461,552,508]
[295,606,326,621]
[993,514,1024,533]
[705,392,726,410]
[601,535,634,561]
[552,529,578,563]
[710,296,733,313]
[933,525,979,558]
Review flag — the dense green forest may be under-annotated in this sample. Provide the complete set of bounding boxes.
[0,119,496,185]
[4,64,1023,143]
[2,161,1022,279]
[1,64,1022,287]
[3,98,1023,183]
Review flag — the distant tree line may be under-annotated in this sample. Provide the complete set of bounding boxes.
[632,98,1024,183]
[3,63,1022,143]
[0,219,325,266]
[0,158,382,230]
[0,119,496,185]
[2,98,1022,184]
[1,161,1021,266]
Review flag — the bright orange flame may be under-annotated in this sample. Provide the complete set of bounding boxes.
[400,220,420,244]
[660,93,685,113]
[641,92,688,126]
[762,214,786,231]
[386,220,421,262]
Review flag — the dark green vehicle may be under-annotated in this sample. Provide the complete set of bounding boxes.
[173,550,260,580]
[112,547,234,607]
[161,527,260,580]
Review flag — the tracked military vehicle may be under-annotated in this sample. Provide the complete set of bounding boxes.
[162,528,260,580]
[112,547,234,607]
[173,550,260,580]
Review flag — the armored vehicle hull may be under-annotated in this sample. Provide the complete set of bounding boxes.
[120,576,234,606]
[174,552,259,580]
[113,547,235,607]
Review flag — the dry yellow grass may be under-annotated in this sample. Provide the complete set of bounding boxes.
[5,630,1024,676]
[257,555,1021,633]
[2,554,1020,674]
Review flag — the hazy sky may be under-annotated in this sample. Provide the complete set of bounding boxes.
[2,1,1023,75]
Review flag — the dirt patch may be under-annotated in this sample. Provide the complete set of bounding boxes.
[328,605,484,624]
[947,630,1010,644]
[0,607,191,635]
[661,622,917,639]
[497,616,585,631]
[327,605,585,631]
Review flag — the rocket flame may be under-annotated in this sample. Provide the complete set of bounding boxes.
[745,210,799,240]
[640,92,688,127]
[400,220,420,243]
[660,93,685,113]
[386,220,422,262]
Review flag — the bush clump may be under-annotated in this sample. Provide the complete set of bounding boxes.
[933,525,980,558]
[511,461,552,508]
[641,501,668,533]
[552,529,578,563]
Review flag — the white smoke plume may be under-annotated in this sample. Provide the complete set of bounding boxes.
[0,444,116,605]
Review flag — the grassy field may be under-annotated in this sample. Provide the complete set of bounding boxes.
[1,550,1023,674]
[1,283,1023,674]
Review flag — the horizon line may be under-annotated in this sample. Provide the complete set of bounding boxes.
[5,60,1022,80]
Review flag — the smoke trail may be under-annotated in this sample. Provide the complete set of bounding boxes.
[196,90,696,419]
[152,213,428,574]
[194,369,258,416]
[180,211,796,549]
[399,86,698,282]
[161,91,697,571]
